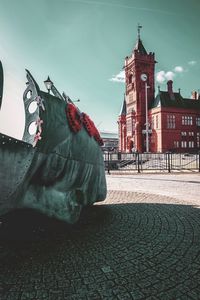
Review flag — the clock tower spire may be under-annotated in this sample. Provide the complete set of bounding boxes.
[137,23,142,40]
[122,25,156,152]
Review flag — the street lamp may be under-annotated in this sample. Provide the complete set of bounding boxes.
[44,76,53,94]
[141,73,150,152]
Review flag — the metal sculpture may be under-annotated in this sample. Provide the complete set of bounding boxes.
[0,61,3,109]
[0,61,107,223]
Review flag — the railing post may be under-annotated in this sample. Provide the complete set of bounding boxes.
[137,152,140,173]
[198,151,200,173]
[167,152,171,173]
[118,151,121,161]
[107,151,110,175]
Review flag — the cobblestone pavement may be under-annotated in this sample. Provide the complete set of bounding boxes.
[1,175,200,299]
[106,173,200,204]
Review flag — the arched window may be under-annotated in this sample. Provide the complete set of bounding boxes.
[128,74,133,84]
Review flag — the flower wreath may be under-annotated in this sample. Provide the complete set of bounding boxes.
[66,103,103,146]
[66,103,82,133]
[82,113,103,146]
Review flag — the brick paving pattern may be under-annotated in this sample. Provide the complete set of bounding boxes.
[1,188,200,299]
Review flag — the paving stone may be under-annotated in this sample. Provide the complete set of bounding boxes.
[1,181,200,299]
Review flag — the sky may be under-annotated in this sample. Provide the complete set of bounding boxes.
[0,0,200,139]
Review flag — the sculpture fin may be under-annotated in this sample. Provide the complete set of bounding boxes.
[22,70,42,145]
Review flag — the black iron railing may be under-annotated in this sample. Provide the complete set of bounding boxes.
[103,152,200,173]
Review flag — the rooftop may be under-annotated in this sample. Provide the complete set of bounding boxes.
[100,131,118,139]
[150,90,200,110]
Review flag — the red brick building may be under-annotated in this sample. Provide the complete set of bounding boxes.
[118,31,200,153]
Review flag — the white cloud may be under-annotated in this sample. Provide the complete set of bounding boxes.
[109,70,125,83]
[165,71,175,80]
[156,71,166,83]
[174,66,184,73]
[188,60,197,66]
[156,70,175,83]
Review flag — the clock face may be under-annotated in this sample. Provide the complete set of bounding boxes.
[141,73,147,81]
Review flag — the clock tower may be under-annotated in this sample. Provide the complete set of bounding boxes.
[122,25,156,152]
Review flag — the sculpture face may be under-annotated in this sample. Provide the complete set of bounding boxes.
[0,65,107,223]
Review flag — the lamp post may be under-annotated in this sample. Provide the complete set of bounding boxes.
[44,76,53,94]
[141,73,150,152]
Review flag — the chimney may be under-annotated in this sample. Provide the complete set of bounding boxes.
[167,80,173,94]
[191,91,197,100]
[167,80,175,99]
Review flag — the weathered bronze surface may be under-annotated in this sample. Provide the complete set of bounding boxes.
[0,61,3,109]
[0,61,106,223]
